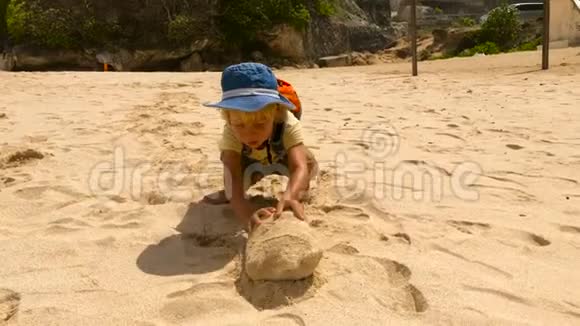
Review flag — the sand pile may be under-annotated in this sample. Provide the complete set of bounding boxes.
[245,211,323,281]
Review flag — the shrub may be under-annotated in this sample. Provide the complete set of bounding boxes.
[6,0,122,49]
[168,14,198,44]
[456,17,476,27]
[219,0,330,45]
[7,0,77,48]
[80,16,121,48]
[458,41,500,57]
[317,0,336,16]
[472,41,500,54]
[5,0,27,42]
[515,37,541,51]
[452,29,483,56]
[480,2,522,51]
[476,41,499,54]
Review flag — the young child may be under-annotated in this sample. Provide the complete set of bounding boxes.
[203,62,318,231]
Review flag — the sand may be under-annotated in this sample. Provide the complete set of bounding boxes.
[1,47,579,325]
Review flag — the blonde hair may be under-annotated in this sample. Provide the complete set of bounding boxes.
[220,103,286,125]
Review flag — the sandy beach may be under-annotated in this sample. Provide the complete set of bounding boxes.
[1,48,580,325]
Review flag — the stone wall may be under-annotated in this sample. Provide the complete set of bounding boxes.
[550,0,580,46]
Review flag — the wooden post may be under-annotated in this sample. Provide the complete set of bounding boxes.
[410,0,418,76]
[542,0,550,70]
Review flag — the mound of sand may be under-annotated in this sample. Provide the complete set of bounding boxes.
[245,211,323,281]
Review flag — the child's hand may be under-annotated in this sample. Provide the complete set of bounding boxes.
[248,207,276,232]
[274,193,305,221]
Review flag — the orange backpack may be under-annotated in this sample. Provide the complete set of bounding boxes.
[277,78,302,120]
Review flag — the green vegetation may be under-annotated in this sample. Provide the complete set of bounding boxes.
[4,0,121,49]
[456,17,476,27]
[513,37,541,51]
[7,0,76,48]
[436,2,541,60]
[316,0,336,16]
[167,14,199,44]
[218,0,337,45]
[479,2,522,51]
[458,41,500,57]
[219,0,310,45]
[0,0,340,51]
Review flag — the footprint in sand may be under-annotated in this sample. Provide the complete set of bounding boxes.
[140,190,169,205]
[24,135,49,143]
[319,204,370,221]
[92,208,150,231]
[446,220,551,247]
[161,281,255,324]
[506,144,524,150]
[469,183,536,202]
[462,285,530,306]
[435,132,466,142]
[13,185,87,202]
[1,176,17,187]
[430,243,512,278]
[321,250,428,314]
[44,217,93,235]
[0,148,46,169]
[559,225,580,234]
[258,313,306,326]
[0,288,20,323]
[447,220,491,235]
[308,205,382,241]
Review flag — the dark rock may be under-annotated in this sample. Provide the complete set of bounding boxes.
[429,27,481,56]
[7,45,95,71]
[356,0,392,26]
[348,23,396,53]
[351,52,368,65]
[395,47,411,59]
[318,54,352,68]
[180,53,203,72]
[0,53,15,71]
[250,51,264,61]
[258,24,306,60]
[96,48,197,71]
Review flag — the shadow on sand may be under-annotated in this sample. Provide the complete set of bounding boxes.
[136,192,275,276]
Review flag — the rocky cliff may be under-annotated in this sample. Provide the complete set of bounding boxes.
[0,0,396,71]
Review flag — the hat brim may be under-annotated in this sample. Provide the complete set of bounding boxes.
[203,94,295,112]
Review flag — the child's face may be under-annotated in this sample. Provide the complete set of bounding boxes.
[229,111,275,149]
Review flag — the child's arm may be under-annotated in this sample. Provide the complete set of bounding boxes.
[220,150,261,228]
[276,143,310,220]
[286,143,310,200]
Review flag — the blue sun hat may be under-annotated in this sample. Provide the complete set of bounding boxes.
[203,62,296,112]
